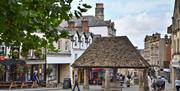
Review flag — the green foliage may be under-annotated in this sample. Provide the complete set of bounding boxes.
[9,50,19,59]
[0,64,5,77]
[0,0,91,57]
[34,48,42,58]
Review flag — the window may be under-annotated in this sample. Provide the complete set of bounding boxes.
[65,41,68,50]
[0,46,6,55]
[75,37,77,46]
[174,40,176,53]
[58,40,61,49]
[82,38,84,47]
[177,39,180,53]
[75,54,78,60]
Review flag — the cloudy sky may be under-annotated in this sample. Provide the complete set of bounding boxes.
[72,0,175,49]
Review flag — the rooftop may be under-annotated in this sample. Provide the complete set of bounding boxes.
[72,36,150,68]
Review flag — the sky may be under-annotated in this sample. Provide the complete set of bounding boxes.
[72,0,175,49]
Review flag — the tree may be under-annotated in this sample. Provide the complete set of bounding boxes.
[0,64,5,77]
[0,0,91,57]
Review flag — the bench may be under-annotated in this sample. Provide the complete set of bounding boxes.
[0,82,11,89]
[20,81,28,88]
[9,81,18,89]
[31,81,38,88]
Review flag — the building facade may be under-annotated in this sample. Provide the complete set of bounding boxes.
[167,0,180,89]
[144,33,171,77]
[60,3,116,37]
[46,31,94,83]
[46,3,116,84]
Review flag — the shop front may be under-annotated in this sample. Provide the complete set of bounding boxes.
[171,57,180,89]
[26,59,46,81]
[0,59,26,82]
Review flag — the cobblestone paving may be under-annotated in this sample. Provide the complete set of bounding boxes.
[0,82,175,91]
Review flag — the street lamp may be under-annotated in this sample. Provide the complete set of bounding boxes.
[44,45,47,82]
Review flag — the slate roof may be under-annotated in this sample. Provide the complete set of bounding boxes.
[72,36,150,68]
[60,16,111,27]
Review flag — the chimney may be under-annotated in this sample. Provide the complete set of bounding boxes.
[81,17,89,32]
[95,3,104,20]
[68,20,75,30]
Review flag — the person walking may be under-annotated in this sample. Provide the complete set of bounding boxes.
[161,76,166,91]
[156,76,165,91]
[175,77,180,91]
[32,71,39,88]
[148,75,152,91]
[151,79,156,91]
[72,75,80,91]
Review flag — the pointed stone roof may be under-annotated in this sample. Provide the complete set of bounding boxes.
[174,0,180,15]
[72,36,150,68]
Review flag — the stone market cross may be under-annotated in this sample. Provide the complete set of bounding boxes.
[72,36,150,91]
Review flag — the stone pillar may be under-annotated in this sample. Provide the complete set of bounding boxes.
[83,68,89,89]
[143,69,149,91]
[113,68,117,82]
[171,67,176,90]
[139,69,144,91]
[104,68,110,90]
[70,66,73,85]
[139,69,149,91]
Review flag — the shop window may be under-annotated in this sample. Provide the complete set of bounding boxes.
[0,46,6,55]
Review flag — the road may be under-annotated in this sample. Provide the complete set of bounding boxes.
[0,82,175,91]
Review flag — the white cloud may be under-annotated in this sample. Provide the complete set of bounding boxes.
[114,12,172,49]
[70,0,174,49]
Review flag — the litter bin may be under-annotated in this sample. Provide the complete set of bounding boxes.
[63,78,71,89]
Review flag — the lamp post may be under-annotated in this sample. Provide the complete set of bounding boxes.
[44,45,47,82]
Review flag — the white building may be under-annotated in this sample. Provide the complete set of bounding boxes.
[47,30,94,83]
[46,3,116,84]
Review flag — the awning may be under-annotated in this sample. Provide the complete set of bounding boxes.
[92,68,105,71]
[0,59,26,65]
[163,68,170,72]
[0,56,6,61]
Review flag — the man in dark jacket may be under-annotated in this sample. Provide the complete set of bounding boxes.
[156,77,165,91]
[72,75,80,91]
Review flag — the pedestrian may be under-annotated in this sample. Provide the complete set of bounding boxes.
[119,74,124,86]
[72,75,80,91]
[161,76,166,91]
[151,79,156,90]
[148,75,152,91]
[156,76,165,91]
[175,77,180,91]
[127,74,131,80]
[32,71,39,88]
